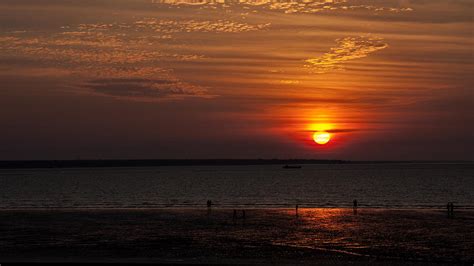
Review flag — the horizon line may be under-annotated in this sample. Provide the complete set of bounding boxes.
[0,159,472,170]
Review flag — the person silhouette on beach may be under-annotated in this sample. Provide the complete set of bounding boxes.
[353,199,358,214]
[447,202,454,217]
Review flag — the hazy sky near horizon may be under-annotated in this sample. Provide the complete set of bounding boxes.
[0,0,473,160]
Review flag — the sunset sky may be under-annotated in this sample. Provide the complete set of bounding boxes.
[0,0,472,160]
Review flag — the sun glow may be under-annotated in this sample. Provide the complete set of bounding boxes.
[313,131,331,145]
[308,123,332,132]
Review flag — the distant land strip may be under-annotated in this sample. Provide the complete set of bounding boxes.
[0,160,472,169]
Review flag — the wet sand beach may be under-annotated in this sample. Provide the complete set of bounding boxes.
[0,208,473,264]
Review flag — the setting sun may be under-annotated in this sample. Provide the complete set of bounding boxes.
[313,132,331,145]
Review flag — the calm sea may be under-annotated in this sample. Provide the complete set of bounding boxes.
[1,163,473,209]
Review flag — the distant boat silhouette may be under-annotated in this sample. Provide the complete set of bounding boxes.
[282,165,302,169]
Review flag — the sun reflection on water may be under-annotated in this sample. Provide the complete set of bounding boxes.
[272,208,367,254]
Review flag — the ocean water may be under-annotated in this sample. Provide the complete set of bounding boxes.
[0,163,473,209]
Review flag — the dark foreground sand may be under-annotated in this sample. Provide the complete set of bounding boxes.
[0,208,473,264]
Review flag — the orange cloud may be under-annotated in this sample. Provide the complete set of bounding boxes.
[304,36,388,73]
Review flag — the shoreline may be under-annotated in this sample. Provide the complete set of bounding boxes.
[1,206,473,211]
[0,205,474,211]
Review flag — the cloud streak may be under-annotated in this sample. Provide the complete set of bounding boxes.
[304,36,388,73]
[0,16,273,101]
[133,19,271,33]
[75,19,270,35]
[152,0,413,14]
[83,78,212,101]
